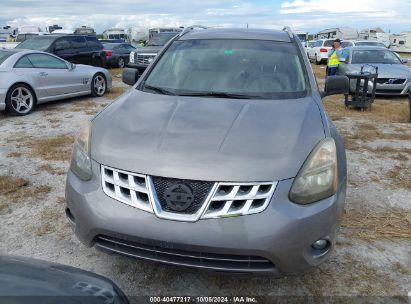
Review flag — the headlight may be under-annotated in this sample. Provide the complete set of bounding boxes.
[289,138,337,204]
[129,52,135,63]
[70,122,92,180]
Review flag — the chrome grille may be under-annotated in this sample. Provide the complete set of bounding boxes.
[136,53,157,65]
[376,78,406,85]
[101,165,152,213]
[101,165,277,221]
[202,182,277,219]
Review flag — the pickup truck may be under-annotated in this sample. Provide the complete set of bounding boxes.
[122,32,179,85]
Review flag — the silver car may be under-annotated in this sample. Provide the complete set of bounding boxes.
[337,46,411,95]
[0,49,112,115]
[65,27,349,275]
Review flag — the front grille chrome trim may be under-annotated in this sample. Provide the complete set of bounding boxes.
[202,182,278,219]
[101,165,153,213]
[101,165,277,221]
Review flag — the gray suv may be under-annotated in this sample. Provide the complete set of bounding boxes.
[66,27,349,275]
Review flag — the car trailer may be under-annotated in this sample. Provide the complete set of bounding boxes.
[344,65,378,110]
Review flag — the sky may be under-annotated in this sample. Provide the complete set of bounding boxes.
[1,0,411,34]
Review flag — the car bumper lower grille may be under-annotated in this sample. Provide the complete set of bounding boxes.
[95,235,275,272]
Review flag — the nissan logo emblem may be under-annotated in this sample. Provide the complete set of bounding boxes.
[164,183,194,211]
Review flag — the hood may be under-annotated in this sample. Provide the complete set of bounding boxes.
[92,90,326,182]
[135,46,162,53]
[348,63,411,79]
[0,256,128,303]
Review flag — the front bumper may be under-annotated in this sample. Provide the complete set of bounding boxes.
[125,62,148,70]
[65,160,346,275]
[0,88,6,111]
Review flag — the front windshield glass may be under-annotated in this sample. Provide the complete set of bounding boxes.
[143,39,308,99]
[352,49,401,64]
[16,38,53,50]
[146,33,178,46]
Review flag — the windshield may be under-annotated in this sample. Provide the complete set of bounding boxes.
[355,41,385,47]
[16,38,53,50]
[323,40,334,47]
[143,39,308,99]
[352,49,402,64]
[146,33,178,46]
[0,51,14,65]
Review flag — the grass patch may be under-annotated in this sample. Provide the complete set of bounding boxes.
[385,164,411,190]
[323,97,410,124]
[36,208,62,236]
[342,208,411,240]
[29,135,74,161]
[38,164,66,175]
[105,86,127,100]
[0,175,51,213]
[7,152,22,158]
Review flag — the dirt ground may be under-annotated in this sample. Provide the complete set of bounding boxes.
[0,65,410,300]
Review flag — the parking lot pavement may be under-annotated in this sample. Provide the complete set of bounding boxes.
[0,67,410,297]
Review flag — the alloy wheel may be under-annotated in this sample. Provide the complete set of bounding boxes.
[10,87,34,114]
[94,75,106,96]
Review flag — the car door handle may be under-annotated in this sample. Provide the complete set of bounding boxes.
[39,72,48,77]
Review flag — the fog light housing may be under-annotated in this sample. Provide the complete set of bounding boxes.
[312,239,329,250]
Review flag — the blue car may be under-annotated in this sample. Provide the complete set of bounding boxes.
[103,43,136,68]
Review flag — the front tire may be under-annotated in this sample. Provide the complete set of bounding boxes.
[5,84,35,116]
[91,74,107,97]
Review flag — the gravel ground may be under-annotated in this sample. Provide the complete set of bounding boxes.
[0,67,410,300]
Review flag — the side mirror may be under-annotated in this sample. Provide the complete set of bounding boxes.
[321,75,349,97]
[401,58,408,64]
[122,67,140,86]
[68,62,75,70]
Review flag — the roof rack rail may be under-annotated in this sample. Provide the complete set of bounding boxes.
[179,25,208,37]
[282,26,294,39]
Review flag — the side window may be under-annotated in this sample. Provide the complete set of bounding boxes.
[14,56,34,68]
[26,53,68,69]
[86,36,102,49]
[125,44,136,51]
[69,36,87,49]
[54,38,71,50]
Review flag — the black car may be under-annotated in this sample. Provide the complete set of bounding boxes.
[16,35,107,67]
[102,43,136,68]
[0,255,129,304]
[122,32,179,85]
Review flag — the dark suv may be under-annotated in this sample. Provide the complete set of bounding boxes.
[16,35,107,67]
[122,32,179,85]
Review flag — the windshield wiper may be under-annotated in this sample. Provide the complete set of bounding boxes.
[177,91,264,99]
[143,84,176,96]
